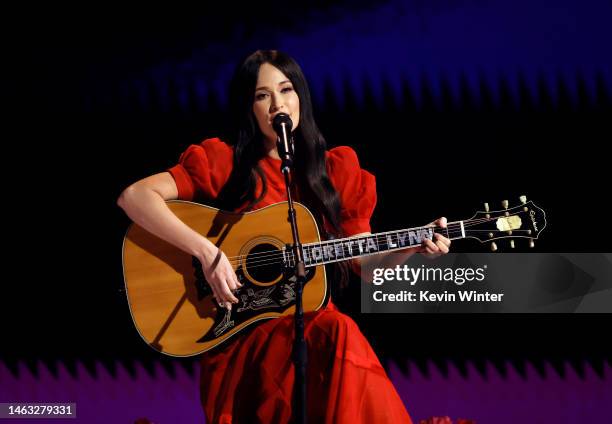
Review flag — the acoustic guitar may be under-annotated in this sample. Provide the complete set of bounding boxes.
[122,197,546,356]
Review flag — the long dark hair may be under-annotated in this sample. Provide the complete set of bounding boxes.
[217,50,342,233]
[216,50,350,287]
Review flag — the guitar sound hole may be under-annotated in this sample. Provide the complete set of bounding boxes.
[246,243,282,284]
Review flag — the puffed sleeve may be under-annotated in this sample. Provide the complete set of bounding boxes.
[167,138,233,201]
[326,146,377,236]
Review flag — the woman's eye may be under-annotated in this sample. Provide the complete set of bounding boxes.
[281,87,293,93]
[255,93,268,100]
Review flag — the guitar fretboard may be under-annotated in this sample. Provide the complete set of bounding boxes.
[285,222,466,268]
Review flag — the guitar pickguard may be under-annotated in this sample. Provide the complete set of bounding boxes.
[197,265,315,343]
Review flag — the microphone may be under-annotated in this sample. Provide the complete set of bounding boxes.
[272,113,294,169]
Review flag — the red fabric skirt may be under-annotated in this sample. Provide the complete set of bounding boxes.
[199,302,413,423]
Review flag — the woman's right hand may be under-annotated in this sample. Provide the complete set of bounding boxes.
[199,241,243,310]
[117,172,242,311]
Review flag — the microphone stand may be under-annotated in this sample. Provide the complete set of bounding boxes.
[276,123,307,424]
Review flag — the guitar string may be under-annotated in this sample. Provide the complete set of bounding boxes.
[224,230,534,269]
[221,216,497,262]
[224,230,535,269]
[221,212,530,264]
[222,219,532,267]
[223,225,463,264]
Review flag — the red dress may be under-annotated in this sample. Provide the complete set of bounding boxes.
[169,138,413,424]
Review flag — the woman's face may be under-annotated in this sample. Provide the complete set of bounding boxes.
[252,63,300,144]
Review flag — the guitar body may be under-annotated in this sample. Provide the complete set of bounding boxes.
[122,201,327,357]
[123,196,546,357]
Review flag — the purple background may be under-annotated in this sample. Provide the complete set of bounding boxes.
[2,359,610,422]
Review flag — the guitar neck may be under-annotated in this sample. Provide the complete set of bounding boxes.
[298,221,466,267]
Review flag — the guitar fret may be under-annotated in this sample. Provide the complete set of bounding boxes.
[311,243,320,264]
[318,242,326,262]
[345,240,352,257]
[345,239,355,257]
[334,241,344,260]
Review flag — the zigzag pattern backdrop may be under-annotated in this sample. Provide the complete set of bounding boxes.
[2,359,610,422]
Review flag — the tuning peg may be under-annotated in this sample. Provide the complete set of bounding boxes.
[519,195,527,204]
[502,200,509,209]
[529,239,535,248]
[491,242,498,252]
[510,240,515,249]
[484,202,490,212]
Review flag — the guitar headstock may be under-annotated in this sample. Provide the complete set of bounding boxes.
[463,196,546,251]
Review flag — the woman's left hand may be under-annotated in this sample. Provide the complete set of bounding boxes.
[420,217,451,259]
